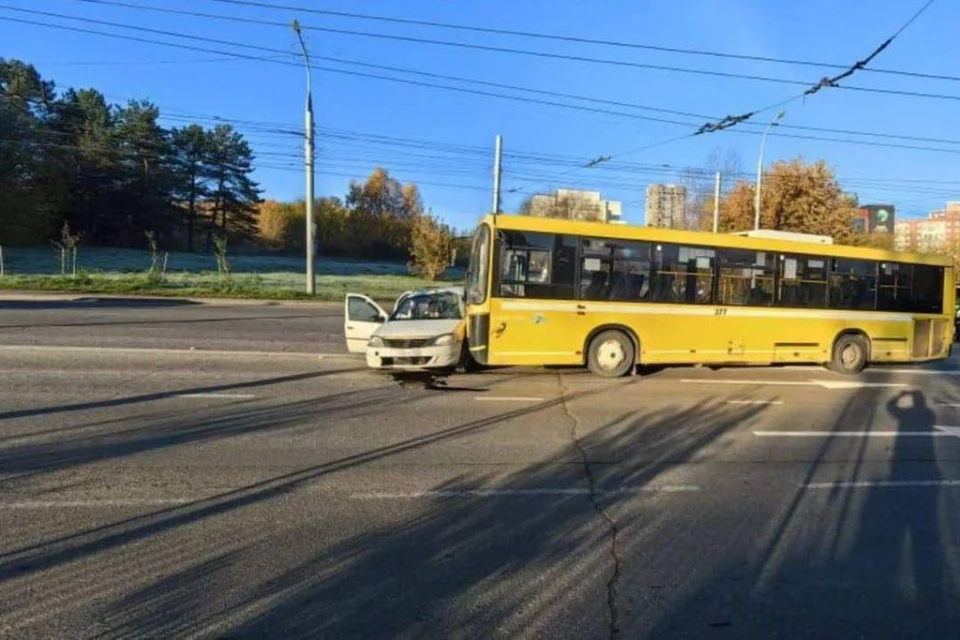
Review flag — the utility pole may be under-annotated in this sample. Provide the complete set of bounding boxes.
[293,20,316,295]
[755,110,785,231]
[492,134,503,218]
[712,171,721,233]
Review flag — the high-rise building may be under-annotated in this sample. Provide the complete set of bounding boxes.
[895,201,960,251]
[528,189,622,223]
[645,184,686,228]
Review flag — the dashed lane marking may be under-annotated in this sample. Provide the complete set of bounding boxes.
[803,479,960,489]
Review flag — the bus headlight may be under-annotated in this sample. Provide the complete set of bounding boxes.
[368,336,385,348]
[430,333,458,347]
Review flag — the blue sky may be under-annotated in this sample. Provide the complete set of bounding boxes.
[3,0,960,231]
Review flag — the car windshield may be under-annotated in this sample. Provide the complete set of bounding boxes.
[389,291,463,321]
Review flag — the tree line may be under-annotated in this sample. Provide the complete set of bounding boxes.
[1,59,260,250]
[1,59,463,280]
[258,167,466,280]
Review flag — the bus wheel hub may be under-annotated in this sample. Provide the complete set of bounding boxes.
[841,344,859,366]
[598,340,625,370]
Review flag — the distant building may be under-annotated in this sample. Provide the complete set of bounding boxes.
[528,189,622,223]
[895,201,960,251]
[645,184,686,228]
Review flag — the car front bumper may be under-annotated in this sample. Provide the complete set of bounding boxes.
[365,343,461,369]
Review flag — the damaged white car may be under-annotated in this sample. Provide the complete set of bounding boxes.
[344,286,467,371]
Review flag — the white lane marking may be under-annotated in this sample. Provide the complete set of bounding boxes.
[681,378,814,386]
[175,393,256,399]
[816,380,908,389]
[680,378,907,390]
[474,396,544,402]
[351,486,700,499]
[0,344,358,359]
[726,400,783,405]
[0,498,194,508]
[803,480,960,489]
[753,427,960,438]
[874,369,960,375]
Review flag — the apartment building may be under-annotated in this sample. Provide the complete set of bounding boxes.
[895,201,960,251]
[644,184,687,228]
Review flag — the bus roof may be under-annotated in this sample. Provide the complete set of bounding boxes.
[480,214,953,267]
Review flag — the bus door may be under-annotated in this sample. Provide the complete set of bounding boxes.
[488,232,583,365]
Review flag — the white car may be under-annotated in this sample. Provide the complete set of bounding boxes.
[344,286,466,370]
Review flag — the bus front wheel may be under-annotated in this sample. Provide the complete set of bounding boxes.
[830,334,868,375]
[587,330,635,378]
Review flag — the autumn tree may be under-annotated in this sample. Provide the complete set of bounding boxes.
[345,167,422,259]
[717,158,860,243]
[408,211,453,280]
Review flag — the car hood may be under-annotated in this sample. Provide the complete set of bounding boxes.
[374,318,462,339]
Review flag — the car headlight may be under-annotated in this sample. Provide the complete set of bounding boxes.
[368,336,384,348]
[430,333,458,346]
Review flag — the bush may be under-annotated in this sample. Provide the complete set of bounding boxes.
[408,213,452,281]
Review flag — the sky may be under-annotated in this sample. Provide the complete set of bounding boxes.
[3,0,960,231]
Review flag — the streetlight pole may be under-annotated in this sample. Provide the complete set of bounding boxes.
[754,110,785,231]
[293,20,316,295]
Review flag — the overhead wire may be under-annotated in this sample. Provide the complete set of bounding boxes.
[196,0,960,84]
[28,2,960,103]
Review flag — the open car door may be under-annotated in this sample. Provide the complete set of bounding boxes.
[344,294,388,354]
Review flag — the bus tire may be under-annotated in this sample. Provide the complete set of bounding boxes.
[457,341,481,373]
[587,330,635,378]
[830,334,868,375]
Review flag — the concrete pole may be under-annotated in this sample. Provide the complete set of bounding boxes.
[492,134,503,216]
[293,21,316,295]
[713,171,721,233]
[755,110,785,231]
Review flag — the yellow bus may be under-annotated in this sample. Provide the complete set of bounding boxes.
[463,214,955,377]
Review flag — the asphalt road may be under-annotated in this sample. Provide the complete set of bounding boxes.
[2,299,960,639]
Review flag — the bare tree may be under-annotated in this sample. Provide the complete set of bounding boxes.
[679,148,743,230]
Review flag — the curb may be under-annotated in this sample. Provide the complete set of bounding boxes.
[0,291,343,308]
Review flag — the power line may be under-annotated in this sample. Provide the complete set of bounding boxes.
[41,1,960,100]
[693,0,939,136]
[0,10,701,128]
[10,6,960,147]
[194,0,960,84]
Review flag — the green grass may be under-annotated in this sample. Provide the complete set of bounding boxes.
[0,272,444,302]
[0,246,463,302]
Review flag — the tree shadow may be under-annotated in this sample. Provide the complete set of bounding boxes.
[0,311,323,330]
[0,298,200,310]
[0,367,368,422]
[7,392,769,639]
[642,386,960,638]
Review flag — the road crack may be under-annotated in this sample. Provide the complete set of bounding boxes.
[558,375,621,639]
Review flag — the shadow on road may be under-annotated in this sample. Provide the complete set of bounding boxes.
[0,298,200,310]
[0,383,770,639]
[642,386,960,638]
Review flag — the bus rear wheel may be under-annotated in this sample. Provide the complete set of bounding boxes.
[830,334,868,375]
[587,330,635,378]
